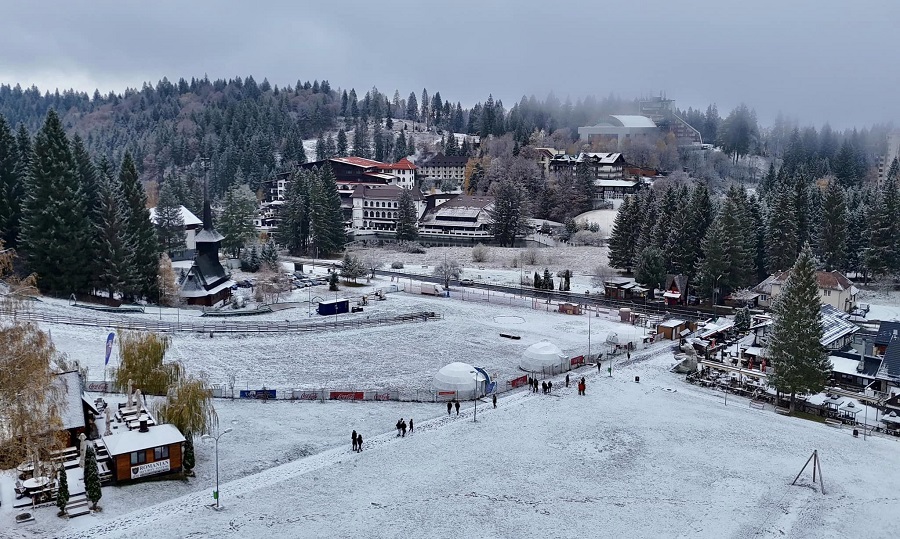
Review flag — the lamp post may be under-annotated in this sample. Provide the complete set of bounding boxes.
[713,274,724,321]
[201,427,233,510]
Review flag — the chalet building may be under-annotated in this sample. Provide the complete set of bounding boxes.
[531,147,565,176]
[149,205,203,260]
[743,305,859,365]
[178,201,233,306]
[417,195,495,241]
[875,321,900,356]
[351,184,425,232]
[754,270,858,312]
[420,154,469,187]
[662,274,689,306]
[603,278,648,300]
[54,371,100,446]
[577,116,661,148]
[377,158,417,189]
[102,423,185,483]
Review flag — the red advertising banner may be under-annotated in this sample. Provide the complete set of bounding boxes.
[329,391,364,401]
[570,355,585,366]
[509,375,528,388]
[437,391,457,396]
[299,392,318,400]
[374,392,391,401]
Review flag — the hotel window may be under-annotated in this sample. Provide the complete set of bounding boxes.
[130,451,147,465]
[154,446,169,460]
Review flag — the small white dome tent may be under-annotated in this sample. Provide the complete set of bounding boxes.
[519,341,567,374]
[433,362,486,397]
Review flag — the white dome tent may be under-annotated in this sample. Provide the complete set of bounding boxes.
[519,341,568,375]
[433,362,487,399]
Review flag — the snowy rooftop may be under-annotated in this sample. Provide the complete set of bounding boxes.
[148,206,203,227]
[102,423,186,456]
[53,370,86,430]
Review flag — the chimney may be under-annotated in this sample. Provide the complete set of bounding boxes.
[139,420,149,433]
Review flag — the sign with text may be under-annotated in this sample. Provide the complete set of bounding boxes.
[508,375,528,388]
[105,332,115,365]
[329,391,364,401]
[131,459,170,479]
[239,389,277,400]
[373,392,392,401]
[570,355,585,366]
[298,391,319,400]
[87,381,109,392]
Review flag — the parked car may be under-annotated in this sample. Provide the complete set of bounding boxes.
[460,278,474,286]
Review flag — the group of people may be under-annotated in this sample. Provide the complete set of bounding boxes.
[577,377,587,395]
[396,417,413,437]
[351,430,363,452]
[446,400,461,416]
[527,377,555,394]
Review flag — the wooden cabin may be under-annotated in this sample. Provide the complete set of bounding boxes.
[102,423,185,483]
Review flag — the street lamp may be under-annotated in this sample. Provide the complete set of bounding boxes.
[201,427,233,510]
[713,274,724,321]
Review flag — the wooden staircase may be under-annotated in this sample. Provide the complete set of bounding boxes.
[65,494,91,518]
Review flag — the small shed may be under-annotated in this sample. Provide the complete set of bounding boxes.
[558,303,582,315]
[102,423,185,483]
[318,298,350,316]
[657,319,689,340]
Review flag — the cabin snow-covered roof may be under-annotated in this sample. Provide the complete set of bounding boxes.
[149,206,203,227]
[53,371,86,431]
[102,423,186,456]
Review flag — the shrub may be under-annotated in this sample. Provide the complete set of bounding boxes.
[391,261,404,269]
[521,248,540,265]
[472,243,490,263]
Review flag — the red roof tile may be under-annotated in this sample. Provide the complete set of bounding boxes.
[379,158,418,170]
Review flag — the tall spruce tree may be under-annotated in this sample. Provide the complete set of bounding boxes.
[766,187,799,273]
[119,151,159,300]
[818,180,847,271]
[218,182,258,257]
[607,196,640,273]
[865,177,899,278]
[488,180,524,247]
[0,116,22,248]
[635,189,658,254]
[154,180,186,257]
[634,247,666,298]
[720,187,756,289]
[746,194,768,283]
[574,161,596,215]
[94,158,133,298]
[283,169,311,254]
[336,129,348,157]
[395,188,419,241]
[310,164,345,255]
[695,215,731,300]
[767,245,829,412]
[56,465,69,515]
[20,110,93,293]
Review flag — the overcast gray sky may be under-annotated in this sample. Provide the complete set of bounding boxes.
[2,0,897,130]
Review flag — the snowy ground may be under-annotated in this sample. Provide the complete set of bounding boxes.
[30,275,641,394]
[4,352,898,538]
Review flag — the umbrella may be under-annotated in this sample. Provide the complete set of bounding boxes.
[127,379,134,409]
[104,407,112,436]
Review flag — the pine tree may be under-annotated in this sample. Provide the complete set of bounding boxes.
[310,165,345,255]
[634,247,666,298]
[158,253,179,306]
[374,126,385,162]
[607,196,640,273]
[219,182,258,257]
[394,132,408,161]
[406,92,418,122]
[865,177,899,278]
[719,188,756,289]
[395,188,419,241]
[767,245,829,412]
[328,271,339,291]
[182,433,196,476]
[819,180,847,271]
[155,180,186,257]
[533,271,542,289]
[283,169,311,254]
[488,180,523,247]
[94,158,133,297]
[336,129,348,157]
[734,306,751,331]
[695,215,731,300]
[315,135,326,161]
[574,161,596,215]
[19,109,94,293]
[888,157,900,181]
[56,465,69,515]
[766,187,799,273]
[260,239,279,271]
[83,444,102,509]
[0,116,23,248]
[241,243,261,272]
[119,151,160,300]
[635,189,658,254]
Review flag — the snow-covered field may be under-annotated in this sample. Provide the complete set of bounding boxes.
[4,352,898,538]
[34,284,640,394]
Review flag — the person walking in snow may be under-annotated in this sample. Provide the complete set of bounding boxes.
[541,381,547,394]
[548,381,553,394]
[598,361,602,373]
[396,419,403,437]
[565,374,569,388]
[352,430,358,452]
[454,400,460,416]
[401,419,407,437]
[409,418,414,434]
[447,401,452,416]
[356,434,363,452]
[492,394,497,408]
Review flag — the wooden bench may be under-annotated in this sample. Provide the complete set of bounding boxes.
[749,400,765,410]
[775,406,791,416]
[825,418,843,428]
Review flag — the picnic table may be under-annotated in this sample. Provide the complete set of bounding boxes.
[23,476,50,491]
